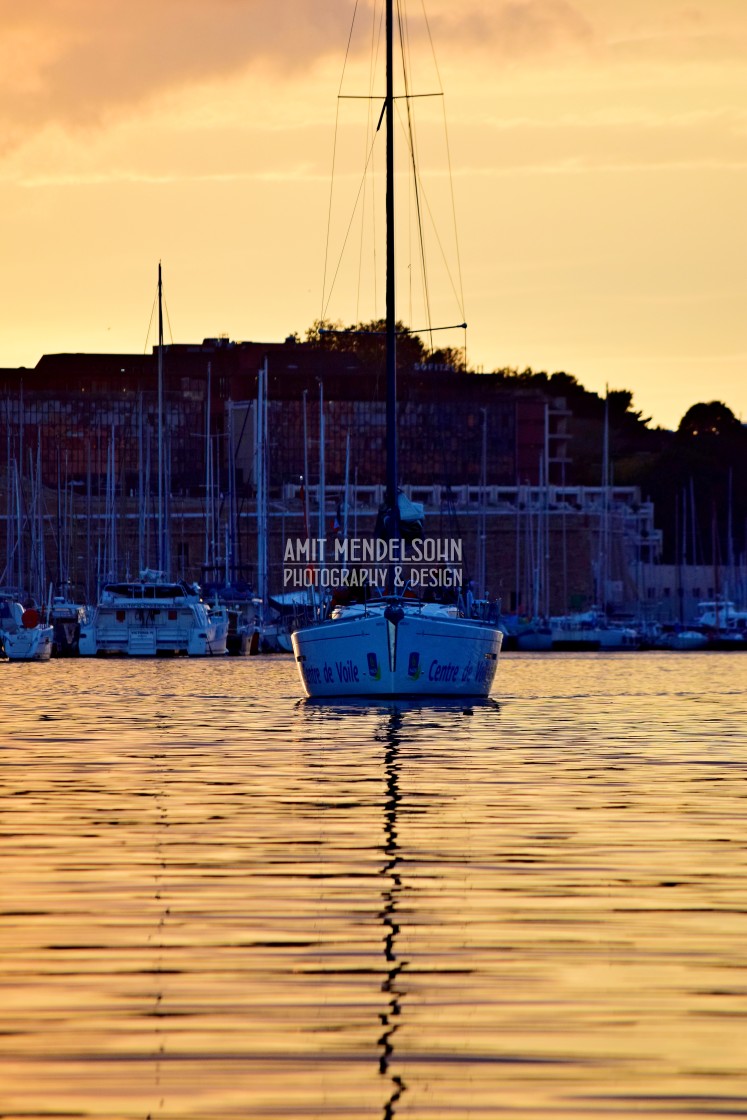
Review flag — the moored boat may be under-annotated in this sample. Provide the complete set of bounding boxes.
[656,627,708,651]
[49,595,86,657]
[200,565,259,655]
[696,600,747,648]
[291,0,503,699]
[79,571,228,657]
[550,610,639,651]
[0,594,54,661]
[515,620,553,652]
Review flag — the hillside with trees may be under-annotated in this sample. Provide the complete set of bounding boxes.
[486,370,746,567]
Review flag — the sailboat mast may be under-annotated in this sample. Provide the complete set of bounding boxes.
[385,0,398,531]
[157,262,164,574]
[204,362,212,568]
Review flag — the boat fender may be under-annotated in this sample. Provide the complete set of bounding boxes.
[21,608,40,629]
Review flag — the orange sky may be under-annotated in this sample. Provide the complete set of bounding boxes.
[1,0,745,429]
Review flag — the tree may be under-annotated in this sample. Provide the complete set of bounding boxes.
[303,319,466,371]
[677,401,742,439]
[640,401,747,563]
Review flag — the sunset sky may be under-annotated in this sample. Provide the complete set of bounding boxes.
[1,0,745,430]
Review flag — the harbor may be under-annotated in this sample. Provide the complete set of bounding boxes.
[2,0,746,1115]
[3,334,746,661]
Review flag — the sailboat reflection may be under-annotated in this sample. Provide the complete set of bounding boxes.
[377,705,406,1117]
[298,697,498,1117]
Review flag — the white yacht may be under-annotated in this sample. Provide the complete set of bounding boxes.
[696,600,747,633]
[0,595,53,661]
[79,573,228,657]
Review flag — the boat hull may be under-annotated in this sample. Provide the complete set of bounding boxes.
[79,610,228,657]
[551,625,638,651]
[79,627,228,656]
[292,607,502,699]
[516,629,553,652]
[658,630,708,651]
[3,625,54,661]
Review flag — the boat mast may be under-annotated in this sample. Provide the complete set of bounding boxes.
[138,392,145,574]
[256,358,268,630]
[204,362,212,569]
[157,262,165,575]
[385,0,398,546]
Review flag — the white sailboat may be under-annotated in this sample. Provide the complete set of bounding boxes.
[0,594,53,661]
[292,0,502,699]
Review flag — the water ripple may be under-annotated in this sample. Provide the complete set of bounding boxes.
[0,653,746,1117]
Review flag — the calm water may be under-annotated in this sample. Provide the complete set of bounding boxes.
[1,653,747,1120]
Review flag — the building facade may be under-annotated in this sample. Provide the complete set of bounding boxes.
[1,336,663,614]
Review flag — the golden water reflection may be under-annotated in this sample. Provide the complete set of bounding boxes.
[1,654,747,1118]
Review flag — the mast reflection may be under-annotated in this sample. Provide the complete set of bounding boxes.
[297,696,497,1117]
[376,705,407,1118]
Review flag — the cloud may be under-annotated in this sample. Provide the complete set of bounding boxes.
[0,1,594,126]
[0,0,355,145]
[431,0,594,55]
[2,0,743,158]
